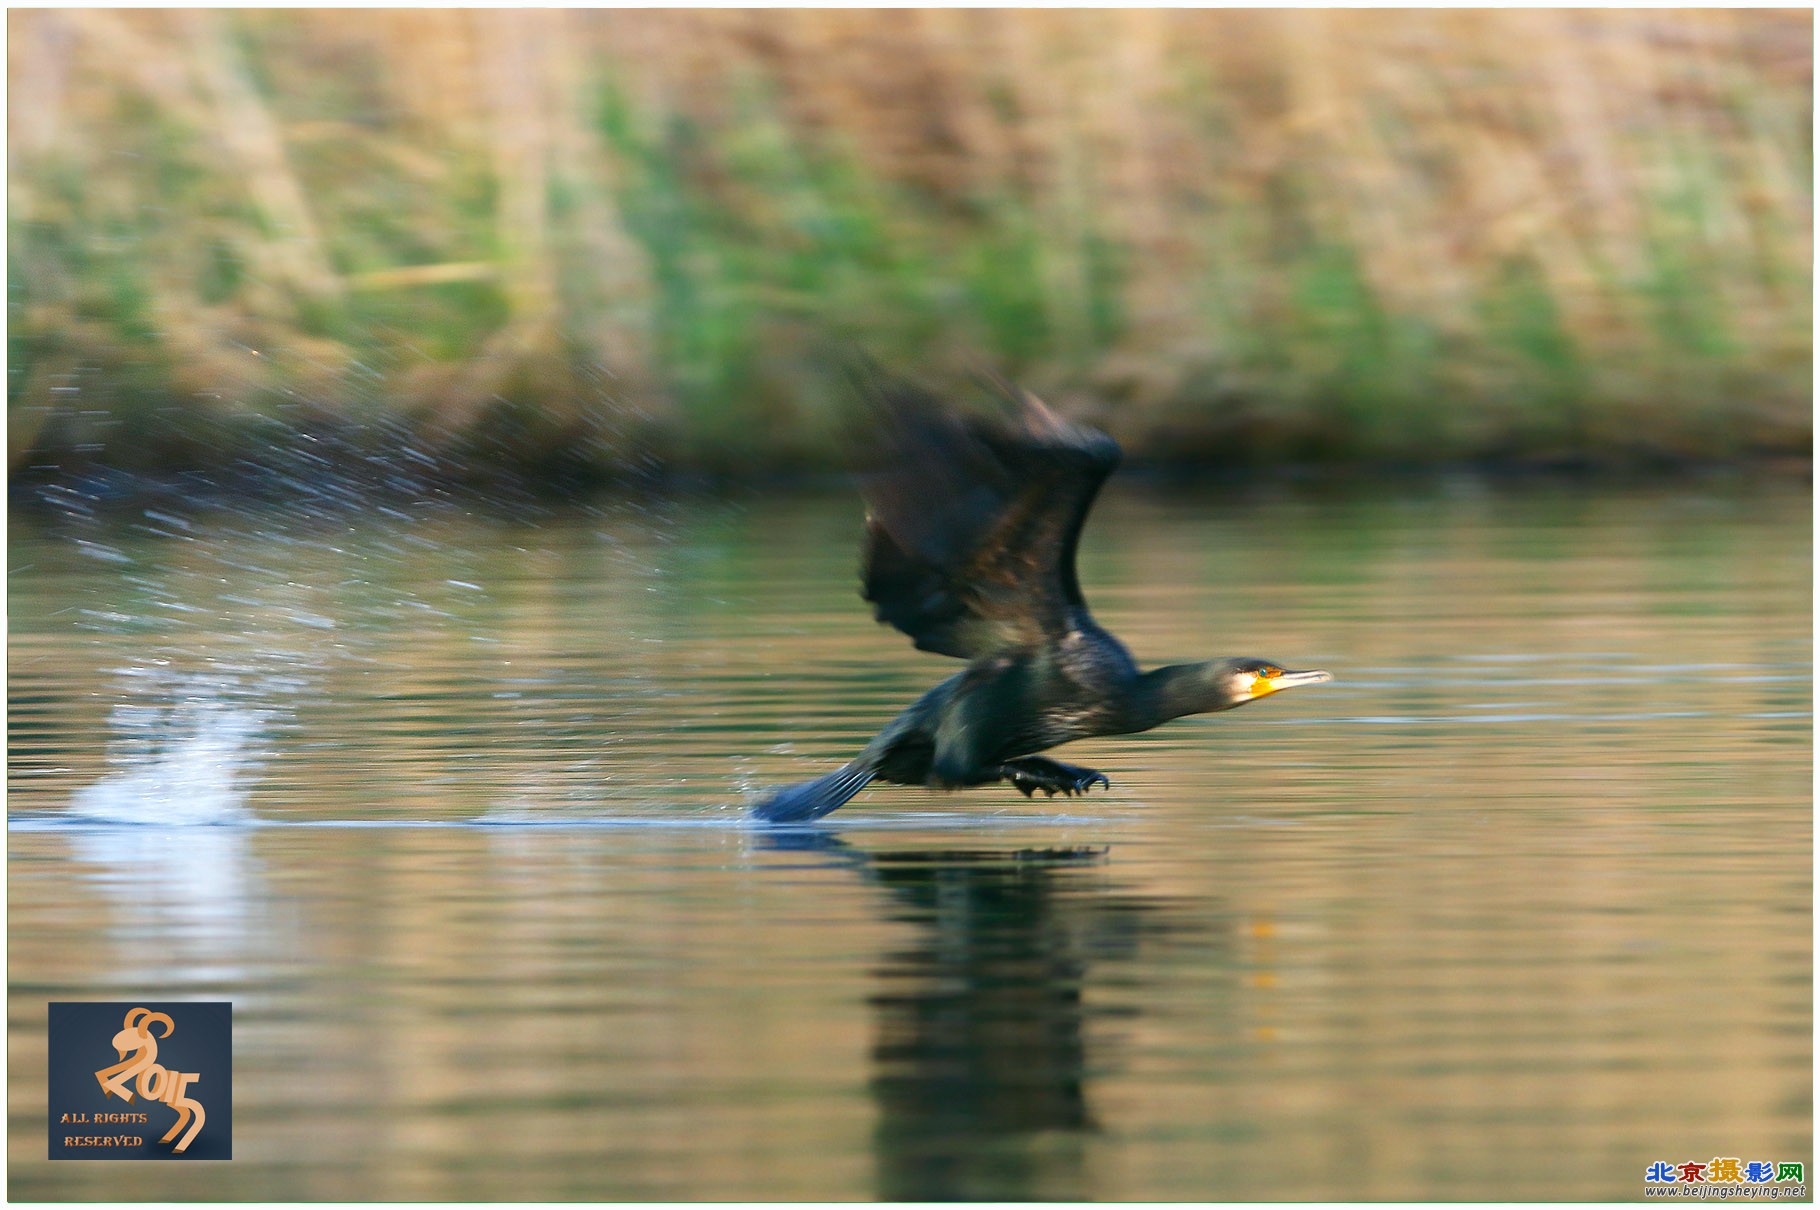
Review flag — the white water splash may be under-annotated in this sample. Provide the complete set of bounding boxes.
[67,687,271,826]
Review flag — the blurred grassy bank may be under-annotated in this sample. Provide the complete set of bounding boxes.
[8,10,1812,483]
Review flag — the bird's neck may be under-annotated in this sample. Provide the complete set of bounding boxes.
[1130,662,1236,731]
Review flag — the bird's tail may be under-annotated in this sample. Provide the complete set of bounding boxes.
[751,762,877,824]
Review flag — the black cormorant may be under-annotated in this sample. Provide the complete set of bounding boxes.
[752,366,1331,823]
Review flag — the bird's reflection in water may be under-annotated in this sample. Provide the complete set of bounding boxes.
[764,831,1199,1201]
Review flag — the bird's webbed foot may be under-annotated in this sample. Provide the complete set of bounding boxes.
[999,756,1111,798]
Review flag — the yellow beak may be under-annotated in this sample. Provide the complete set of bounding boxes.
[1256,668,1333,696]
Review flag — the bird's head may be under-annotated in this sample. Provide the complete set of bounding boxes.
[1207,657,1334,709]
[1142,656,1334,724]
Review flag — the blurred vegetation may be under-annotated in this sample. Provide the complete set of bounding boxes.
[8,10,1812,482]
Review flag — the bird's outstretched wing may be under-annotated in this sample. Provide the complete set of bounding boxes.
[852,364,1121,660]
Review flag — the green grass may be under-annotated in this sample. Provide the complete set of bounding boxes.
[7,10,1810,482]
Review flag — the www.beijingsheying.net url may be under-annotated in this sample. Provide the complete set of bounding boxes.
[1644,1187,1808,1199]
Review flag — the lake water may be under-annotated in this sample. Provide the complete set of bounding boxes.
[8,478,1811,1200]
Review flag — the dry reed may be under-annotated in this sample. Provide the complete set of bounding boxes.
[7,9,1811,477]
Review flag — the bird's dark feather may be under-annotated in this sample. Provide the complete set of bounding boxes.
[853,368,1120,660]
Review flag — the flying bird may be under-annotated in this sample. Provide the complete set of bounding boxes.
[752,364,1330,823]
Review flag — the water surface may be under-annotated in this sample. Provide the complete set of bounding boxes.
[9,480,1811,1199]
